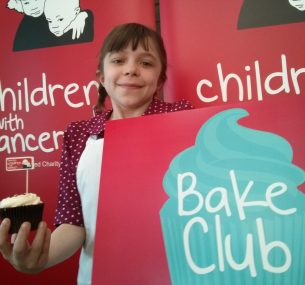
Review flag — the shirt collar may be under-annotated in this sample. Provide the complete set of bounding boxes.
[87,97,162,136]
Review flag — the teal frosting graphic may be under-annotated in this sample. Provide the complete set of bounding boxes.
[160,108,305,285]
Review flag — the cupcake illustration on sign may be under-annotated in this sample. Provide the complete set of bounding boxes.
[160,108,305,285]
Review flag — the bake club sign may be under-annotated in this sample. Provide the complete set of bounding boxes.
[93,96,305,285]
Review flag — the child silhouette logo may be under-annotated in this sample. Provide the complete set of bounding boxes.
[289,0,305,11]
[7,0,94,52]
[238,0,305,29]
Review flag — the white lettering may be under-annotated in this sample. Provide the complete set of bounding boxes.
[178,172,203,216]
[264,54,290,95]
[0,73,99,112]
[183,216,216,274]
[257,218,291,273]
[197,54,303,104]
[0,130,63,154]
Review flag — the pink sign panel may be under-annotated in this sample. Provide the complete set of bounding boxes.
[93,95,305,284]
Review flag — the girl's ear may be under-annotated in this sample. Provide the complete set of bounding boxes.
[96,70,104,86]
[154,80,164,97]
[157,78,164,92]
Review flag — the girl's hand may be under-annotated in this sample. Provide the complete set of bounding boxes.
[0,218,51,274]
[64,11,88,40]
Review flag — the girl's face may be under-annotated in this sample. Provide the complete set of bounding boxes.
[98,39,162,118]
[20,0,45,17]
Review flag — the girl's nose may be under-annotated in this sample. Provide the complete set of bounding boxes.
[124,62,138,76]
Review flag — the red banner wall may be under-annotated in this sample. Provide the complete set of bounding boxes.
[160,0,305,107]
[0,1,155,284]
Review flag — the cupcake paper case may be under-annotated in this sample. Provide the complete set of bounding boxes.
[0,193,44,234]
[160,108,305,285]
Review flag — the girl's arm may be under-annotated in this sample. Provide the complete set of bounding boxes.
[47,223,85,268]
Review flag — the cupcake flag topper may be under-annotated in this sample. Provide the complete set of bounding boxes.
[5,156,35,193]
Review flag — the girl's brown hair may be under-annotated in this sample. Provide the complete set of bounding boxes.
[95,23,167,111]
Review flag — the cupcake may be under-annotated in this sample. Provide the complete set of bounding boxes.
[160,108,305,285]
[0,193,44,234]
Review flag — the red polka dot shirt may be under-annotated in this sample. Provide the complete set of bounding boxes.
[54,97,193,227]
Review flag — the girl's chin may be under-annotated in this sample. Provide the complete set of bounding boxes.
[114,98,152,111]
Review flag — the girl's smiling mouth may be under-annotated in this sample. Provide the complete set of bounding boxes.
[117,83,143,89]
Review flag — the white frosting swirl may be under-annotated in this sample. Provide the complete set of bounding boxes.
[0,193,42,208]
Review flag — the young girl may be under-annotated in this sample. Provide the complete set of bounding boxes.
[0,23,193,284]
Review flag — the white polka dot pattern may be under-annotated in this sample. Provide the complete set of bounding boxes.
[54,98,193,227]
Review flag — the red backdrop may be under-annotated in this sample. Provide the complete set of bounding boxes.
[160,0,305,107]
[0,1,155,284]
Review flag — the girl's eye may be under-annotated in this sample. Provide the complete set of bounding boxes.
[111,58,124,64]
[141,61,153,67]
